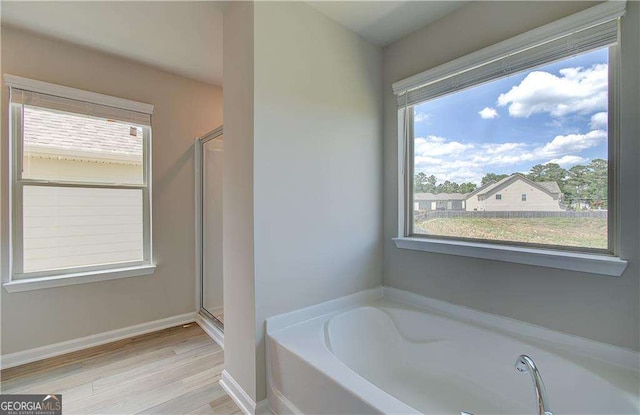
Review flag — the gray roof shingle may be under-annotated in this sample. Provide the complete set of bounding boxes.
[538,181,562,194]
[414,192,468,201]
[24,106,143,164]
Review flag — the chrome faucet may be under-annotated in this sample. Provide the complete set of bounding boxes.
[515,355,553,415]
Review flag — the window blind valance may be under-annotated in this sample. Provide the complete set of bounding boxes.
[393,1,626,108]
[5,74,153,126]
[10,89,152,127]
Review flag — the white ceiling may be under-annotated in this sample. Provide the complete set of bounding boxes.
[0,1,464,86]
[307,1,467,47]
[1,1,224,85]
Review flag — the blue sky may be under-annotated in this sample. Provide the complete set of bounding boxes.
[413,48,608,185]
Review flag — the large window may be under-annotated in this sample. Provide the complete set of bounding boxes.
[395,2,624,258]
[410,49,610,252]
[7,78,153,280]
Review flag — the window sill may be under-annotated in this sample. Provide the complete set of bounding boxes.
[393,237,627,277]
[3,264,156,293]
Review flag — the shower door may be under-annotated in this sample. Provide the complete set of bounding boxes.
[195,126,224,328]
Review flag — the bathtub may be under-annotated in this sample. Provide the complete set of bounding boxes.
[266,287,640,414]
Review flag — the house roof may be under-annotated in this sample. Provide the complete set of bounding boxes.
[538,181,562,195]
[468,176,502,197]
[464,180,496,199]
[24,106,143,165]
[414,192,468,201]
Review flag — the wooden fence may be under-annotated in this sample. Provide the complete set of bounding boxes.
[415,210,608,221]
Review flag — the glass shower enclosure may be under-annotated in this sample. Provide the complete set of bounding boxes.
[195,126,224,328]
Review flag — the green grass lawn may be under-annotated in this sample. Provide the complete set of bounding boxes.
[414,217,607,249]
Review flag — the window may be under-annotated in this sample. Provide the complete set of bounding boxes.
[395,1,625,259]
[408,49,611,252]
[6,76,154,283]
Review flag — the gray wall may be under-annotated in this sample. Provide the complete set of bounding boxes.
[253,1,383,400]
[0,27,223,354]
[222,1,258,401]
[383,1,640,351]
[222,1,383,403]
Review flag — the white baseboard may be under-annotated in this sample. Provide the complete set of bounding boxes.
[268,387,301,415]
[196,312,224,349]
[255,399,271,415]
[206,305,224,317]
[220,370,271,415]
[0,312,196,370]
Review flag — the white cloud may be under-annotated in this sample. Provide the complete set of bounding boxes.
[590,112,608,129]
[484,153,537,166]
[425,135,446,143]
[414,111,430,123]
[414,135,474,157]
[537,130,606,158]
[413,130,604,185]
[482,142,527,155]
[546,155,589,167]
[479,107,499,119]
[497,64,608,118]
[414,157,484,185]
[415,155,443,165]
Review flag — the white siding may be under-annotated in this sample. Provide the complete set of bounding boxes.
[24,157,142,184]
[465,194,482,211]
[483,180,562,211]
[23,185,143,273]
[466,179,562,211]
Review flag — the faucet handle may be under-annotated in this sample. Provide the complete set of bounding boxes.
[515,356,530,373]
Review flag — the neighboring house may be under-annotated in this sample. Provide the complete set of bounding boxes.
[24,106,143,183]
[414,174,564,213]
[414,193,467,211]
[465,174,564,212]
[22,106,144,272]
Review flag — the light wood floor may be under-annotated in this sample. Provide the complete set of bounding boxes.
[0,324,241,415]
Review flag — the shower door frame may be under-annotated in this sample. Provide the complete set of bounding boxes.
[195,126,224,329]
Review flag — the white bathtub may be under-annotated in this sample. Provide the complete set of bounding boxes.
[266,287,640,415]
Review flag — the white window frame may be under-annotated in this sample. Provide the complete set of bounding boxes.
[392,2,628,277]
[3,75,155,292]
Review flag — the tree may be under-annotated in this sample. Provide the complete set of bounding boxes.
[527,163,567,185]
[565,165,590,210]
[414,173,437,193]
[585,159,608,209]
[459,182,477,193]
[426,174,437,192]
[563,160,607,210]
[436,180,460,193]
[414,174,478,194]
[481,173,508,186]
[414,172,427,193]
